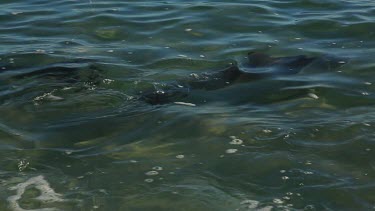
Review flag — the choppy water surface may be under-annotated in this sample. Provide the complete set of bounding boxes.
[1,0,375,210]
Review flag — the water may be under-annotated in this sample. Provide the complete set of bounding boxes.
[0,0,374,210]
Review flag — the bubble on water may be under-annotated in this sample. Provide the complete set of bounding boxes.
[363,123,371,126]
[308,93,319,99]
[225,149,238,154]
[364,82,372,85]
[305,161,312,165]
[62,87,73,90]
[144,178,154,183]
[338,61,346,64]
[93,205,99,209]
[178,54,188,58]
[303,171,314,175]
[35,49,46,54]
[129,160,138,163]
[281,176,289,180]
[152,166,163,171]
[185,28,192,32]
[11,11,23,15]
[200,55,205,58]
[304,205,315,210]
[229,136,237,139]
[107,50,114,53]
[145,171,159,176]
[286,192,293,196]
[229,138,243,145]
[176,155,184,159]
[65,151,73,155]
[261,129,271,133]
[362,92,369,96]
[280,170,286,173]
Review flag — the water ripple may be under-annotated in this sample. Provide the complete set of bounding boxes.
[0,0,375,210]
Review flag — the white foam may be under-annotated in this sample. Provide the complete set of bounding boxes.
[174,102,196,107]
[308,93,319,99]
[273,198,284,204]
[239,199,273,210]
[145,171,159,176]
[229,139,243,145]
[225,149,238,154]
[7,175,64,211]
[144,179,154,183]
[176,154,185,159]
[240,199,259,209]
[152,166,163,171]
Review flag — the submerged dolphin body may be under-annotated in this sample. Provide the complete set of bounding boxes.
[141,52,318,105]
[1,51,344,105]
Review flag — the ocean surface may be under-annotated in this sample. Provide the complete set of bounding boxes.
[1,0,375,210]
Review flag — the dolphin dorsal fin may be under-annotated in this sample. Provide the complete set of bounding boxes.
[247,52,274,67]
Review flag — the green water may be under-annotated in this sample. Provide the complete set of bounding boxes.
[1,0,375,210]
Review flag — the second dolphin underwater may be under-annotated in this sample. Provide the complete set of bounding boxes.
[140,51,344,105]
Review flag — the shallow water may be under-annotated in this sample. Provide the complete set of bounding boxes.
[1,0,375,210]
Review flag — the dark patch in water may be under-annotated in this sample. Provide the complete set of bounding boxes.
[1,51,345,106]
[141,52,344,105]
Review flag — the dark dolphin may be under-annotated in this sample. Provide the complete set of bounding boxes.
[1,51,344,105]
[141,52,319,105]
